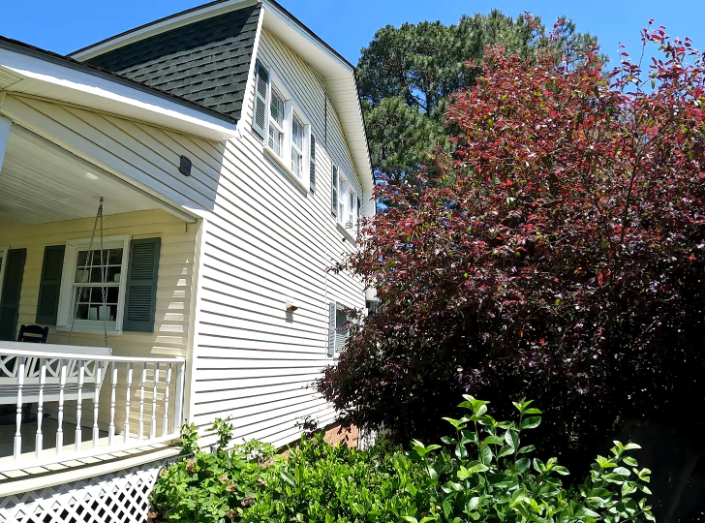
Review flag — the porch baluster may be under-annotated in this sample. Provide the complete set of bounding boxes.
[56,358,67,455]
[173,361,185,434]
[92,361,102,448]
[138,363,147,440]
[74,359,85,452]
[14,356,26,461]
[163,363,172,437]
[109,362,118,446]
[150,363,159,439]
[124,362,133,443]
[35,358,46,459]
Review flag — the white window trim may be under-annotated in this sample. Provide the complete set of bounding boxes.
[260,69,312,192]
[0,246,8,300]
[56,235,130,335]
[334,170,360,239]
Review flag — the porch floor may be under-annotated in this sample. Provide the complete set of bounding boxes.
[0,415,107,459]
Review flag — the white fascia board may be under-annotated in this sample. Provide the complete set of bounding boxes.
[0,51,238,141]
[70,0,258,61]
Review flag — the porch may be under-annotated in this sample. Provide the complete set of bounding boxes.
[0,98,199,480]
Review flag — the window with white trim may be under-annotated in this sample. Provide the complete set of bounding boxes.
[253,62,312,188]
[333,169,360,236]
[57,236,130,334]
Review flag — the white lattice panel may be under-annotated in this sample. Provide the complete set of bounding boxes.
[0,457,171,523]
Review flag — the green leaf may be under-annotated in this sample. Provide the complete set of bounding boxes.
[622,456,638,467]
[576,507,601,518]
[613,467,632,477]
[504,429,519,450]
[624,443,642,451]
[517,445,536,455]
[520,417,541,430]
[467,462,490,474]
[402,517,419,523]
[498,445,514,458]
[480,444,493,465]
[552,466,570,476]
[442,500,453,519]
[280,471,297,487]
[515,457,531,474]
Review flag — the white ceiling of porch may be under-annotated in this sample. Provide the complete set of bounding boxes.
[0,126,160,229]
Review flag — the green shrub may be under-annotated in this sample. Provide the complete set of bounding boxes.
[405,397,655,523]
[150,399,655,523]
[241,435,432,523]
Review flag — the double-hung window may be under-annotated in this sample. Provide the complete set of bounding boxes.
[268,88,285,156]
[57,236,130,333]
[253,61,312,190]
[332,168,360,237]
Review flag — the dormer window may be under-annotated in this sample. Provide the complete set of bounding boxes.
[253,61,311,190]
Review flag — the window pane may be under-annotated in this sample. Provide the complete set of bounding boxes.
[107,266,122,283]
[108,249,123,265]
[270,92,284,126]
[291,149,302,177]
[76,304,89,320]
[107,286,119,303]
[292,117,304,149]
[268,124,282,155]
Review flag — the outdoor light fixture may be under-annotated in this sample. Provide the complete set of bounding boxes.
[286,303,299,313]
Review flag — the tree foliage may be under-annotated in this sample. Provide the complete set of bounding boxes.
[320,21,705,483]
[357,11,599,184]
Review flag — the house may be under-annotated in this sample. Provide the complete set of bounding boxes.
[0,0,374,520]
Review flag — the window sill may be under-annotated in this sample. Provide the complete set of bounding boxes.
[264,146,309,193]
[56,325,123,336]
[336,222,357,243]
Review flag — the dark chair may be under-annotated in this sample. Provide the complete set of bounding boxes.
[17,325,49,421]
[17,325,49,343]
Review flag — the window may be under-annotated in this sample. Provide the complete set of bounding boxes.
[57,237,130,334]
[332,169,360,236]
[291,116,304,177]
[268,89,285,156]
[328,302,354,356]
[253,62,312,189]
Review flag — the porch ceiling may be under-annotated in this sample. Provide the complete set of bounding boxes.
[0,125,161,229]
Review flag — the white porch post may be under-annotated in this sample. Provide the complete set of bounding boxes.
[0,115,11,174]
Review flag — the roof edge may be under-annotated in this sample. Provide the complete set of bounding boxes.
[69,0,258,61]
[0,35,238,126]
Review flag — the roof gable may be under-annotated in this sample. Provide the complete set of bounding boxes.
[85,4,260,121]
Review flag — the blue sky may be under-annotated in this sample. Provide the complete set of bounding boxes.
[1,0,702,66]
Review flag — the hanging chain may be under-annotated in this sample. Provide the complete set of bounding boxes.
[68,197,109,347]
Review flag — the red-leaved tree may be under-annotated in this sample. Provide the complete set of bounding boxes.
[318,21,705,512]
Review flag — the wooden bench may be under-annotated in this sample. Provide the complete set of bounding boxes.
[0,342,112,405]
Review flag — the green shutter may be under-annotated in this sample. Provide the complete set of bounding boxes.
[123,238,161,333]
[36,245,66,325]
[252,61,269,139]
[0,248,27,341]
[331,165,338,217]
[327,302,336,357]
[310,134,317,193]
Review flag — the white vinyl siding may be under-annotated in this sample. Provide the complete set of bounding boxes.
[187,28,366,449]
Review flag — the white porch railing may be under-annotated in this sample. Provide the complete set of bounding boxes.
[0,343,185,473]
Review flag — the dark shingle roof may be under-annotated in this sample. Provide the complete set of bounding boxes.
[86,4,261,121]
